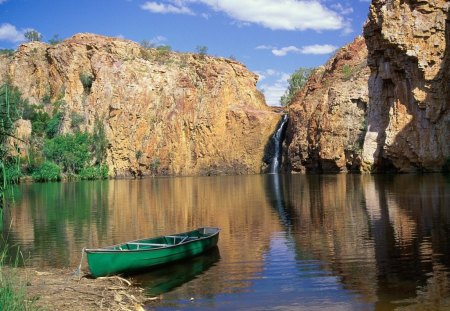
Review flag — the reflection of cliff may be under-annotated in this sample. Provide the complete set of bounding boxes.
[276,174,450,306]
[4,181,110,267]
[4,176,282,295]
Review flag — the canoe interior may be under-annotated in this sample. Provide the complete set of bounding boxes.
[86,227,220,253]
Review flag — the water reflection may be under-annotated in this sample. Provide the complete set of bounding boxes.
[134,247,220,297]
[1,174,450,310]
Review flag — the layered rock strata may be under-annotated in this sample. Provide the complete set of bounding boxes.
[0,33,280,177]
[362,0,450,172]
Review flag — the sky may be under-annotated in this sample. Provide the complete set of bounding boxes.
[0,0,371,106]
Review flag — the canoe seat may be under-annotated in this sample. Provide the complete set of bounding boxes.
[126,242,169,249]
[166,235,191,244]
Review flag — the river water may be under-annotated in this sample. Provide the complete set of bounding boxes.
[2,174,450,310]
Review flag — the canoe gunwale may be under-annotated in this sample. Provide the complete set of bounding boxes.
[84,227,220,254]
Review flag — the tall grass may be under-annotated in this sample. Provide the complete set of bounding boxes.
[0,245,40,310]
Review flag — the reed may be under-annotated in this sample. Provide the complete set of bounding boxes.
[0,245,40,310]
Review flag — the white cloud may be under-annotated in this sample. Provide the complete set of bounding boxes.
[255,45,276,50]
[196,0,344,31]
[271,44,337,56]
[300,44,337,54]
[143,0,346,31]
[272,46,302,56]
[256,70,290,106]
[0,23,26,43]
[0,0,7,4]
[331,3,353,15]
[150,35,167,45]
[141,1,194,15]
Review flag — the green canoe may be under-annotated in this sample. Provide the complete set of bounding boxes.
[85,227,220,278]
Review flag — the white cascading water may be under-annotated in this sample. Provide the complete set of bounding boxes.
[269,114,288,174]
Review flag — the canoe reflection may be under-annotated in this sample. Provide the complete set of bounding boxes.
[133,246,220,296]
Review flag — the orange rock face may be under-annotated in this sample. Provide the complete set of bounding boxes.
[0,33,280,177]
[285,37,370,173]
[362,0,450,172]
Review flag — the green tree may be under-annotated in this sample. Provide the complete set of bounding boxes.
[280,68,313,106]
[24,30,43,42]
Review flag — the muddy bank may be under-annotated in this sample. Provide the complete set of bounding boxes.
[11,267,157,311]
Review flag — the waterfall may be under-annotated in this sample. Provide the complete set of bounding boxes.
[269,114,288,174]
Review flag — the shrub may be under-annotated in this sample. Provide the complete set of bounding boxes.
[79,165,109,180]
[135,150,143,161]
[150,157,161,173]
[48,34,62,45]
[70,112,85,130]
[0,49,14,56]
[4,162,21,184]
[45,112,63,138]
[342,64,353,80]
[32,161,61,182]
[92,119,108,165]
[44,132,91,174]
[79,73,94,93]
[196,45,208,57]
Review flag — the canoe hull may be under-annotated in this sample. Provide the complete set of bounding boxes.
[85,227,219,278]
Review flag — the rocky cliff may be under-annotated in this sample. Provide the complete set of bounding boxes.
[285,0,450,173]
[285,37,370,173]
[0,33,280,177]
[362,0,449,172]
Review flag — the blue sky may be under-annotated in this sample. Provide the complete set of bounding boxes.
[0,0,371,106]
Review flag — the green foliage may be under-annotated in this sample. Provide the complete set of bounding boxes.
[4,158,21,184]
[150,157,161,174]
[196,45,208,57]
[280,68,313,107]
[70,112,85,130]
[0,84,26,209]
[31,161,61,182]
[342,64,353,81]
[79,165,108,180]
[48,34,62,45]
[79,73,94,94]
[135,150,143,161]
[92,119,108,165]
[44,132,91,174]
[155,45,172,63]
[45,112,62,138]
[26,105,50,136]
[24,30,43,42]
[0,84,25,171]
[0,49,14,56]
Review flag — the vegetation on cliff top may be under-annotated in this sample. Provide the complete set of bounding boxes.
[280,67,313,106]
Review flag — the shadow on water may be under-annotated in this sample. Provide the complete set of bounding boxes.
[133,247,221,297]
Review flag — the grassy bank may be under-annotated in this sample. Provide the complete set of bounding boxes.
[0,246,40,310]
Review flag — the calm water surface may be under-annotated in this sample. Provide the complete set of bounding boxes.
[2,174,450,310]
